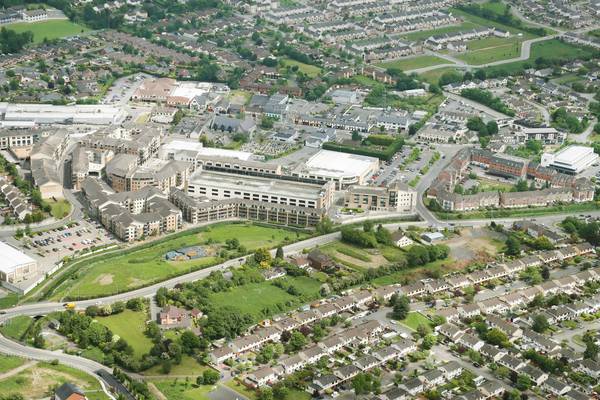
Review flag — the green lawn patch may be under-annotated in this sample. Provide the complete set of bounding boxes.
[0,355,25,374]
[96,310,152,359]
[402,22,480,41]
[0,315,32,341]
[208,276,321,319]
[224,380,258,400]
[400,312,432,331]
[7,20,89,43]
[456,37,522,65]
[418,67,462,85]
[280,58,322,77]
[154,380,217,400]
[378,55,448,71]
[50,223,307,299]
[482,39,597,76]
[48,199,71,219]
[142,355,208,376]
[0,293,19,309]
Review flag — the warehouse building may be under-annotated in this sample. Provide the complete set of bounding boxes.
[0,103,125,125]
[541,145,599,175]
[0,241,37,290]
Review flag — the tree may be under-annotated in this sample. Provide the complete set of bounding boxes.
[485,328,509,347]
[275,246,284,259]
[180,330,202,355]
[315,216,334,234]
[202,369,220,385]
[352,373,380,395]
[541,266,550,281]
[516,374,532,391]
[254,248,272,265]
[257,387,273,400]
[287,331,307,351]
[583,331,599,360]
[390,295,410,320]
[375,224,392,245]
[532,314,549,333]
[161,359,172,374]
[505,235,521,256]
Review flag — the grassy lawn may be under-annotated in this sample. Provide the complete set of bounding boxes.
[51,223,307,299]
[418,67,462,84]
[482,39,596,76]
[96,310,152,359]
[48,199,71,219]
[378,55,448,71]
[372,257,456,286]
[154,380,217,400]
[456,37,522,65]
[0,355,25,374]
[280,58,322,77]
[0,293,19,309]
[7,20,89,43]
[399,312,432,331]
[0,362,109,400]
[208,275,322,319]
[434,201,600,220]
[225,379,258,400]
[0,315,33,341]
[402,21,480,41]
[142,355,209,376]
[450,7,538,39]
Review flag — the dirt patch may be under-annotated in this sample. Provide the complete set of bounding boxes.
[445,227,506,268]
[128,278,144,288]
[19,366,91,398]
[332,251,388,269]
[95,274,114,286]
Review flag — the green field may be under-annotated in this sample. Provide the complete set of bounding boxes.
[0,315,33,341]
[399,312,432,331]
[208,275,322,319]
[456,37,523,65]
[378,55,449,71]
[154,380,217,400]
[418,67,463,84]
[450,7,538,39]
[0,355,25,374]
[96,310,153,359]
[280,58,322,77]
[7,20,89,43]
[402,22,480,41]
[482,39,596,75]
[50,223,307,299]
[48,199,71,219]
[142,355,208,376]
[0,361,110,400]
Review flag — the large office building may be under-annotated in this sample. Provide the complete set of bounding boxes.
[541,145,599,175]
[344,181,417,212]
[0,241,37,290]
[292,150,379,189]
[188,170,335,210]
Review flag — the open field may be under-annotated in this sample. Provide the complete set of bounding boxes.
[154,380,216,400]
[0,315,33,341]
[400,312,432,331]
[433,201,600,220]
[449,7,538,39]
[0,361,110,400]
[401,22,479,41]
[481,39,597,75]
[50,223,307,299]
[7,20,89,43]
[418,67,462,84]
[0,355,25,374]
[142,355,208,376]
[456,37,523,65]
[96,310,153,359]
[208,275,322,319]
[378,55,448,71]
[280,58,322,77]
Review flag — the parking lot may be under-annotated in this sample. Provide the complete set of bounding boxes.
[18,218,118,268]
[373,144,434,186]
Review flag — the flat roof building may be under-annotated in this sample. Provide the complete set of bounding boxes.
[293,149,379,189]
[0,241,37,289]
[188,170,334,210]
[0,103,125,125]
[541,145,599,175]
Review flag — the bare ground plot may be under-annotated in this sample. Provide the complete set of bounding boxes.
[445,228,506,267]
